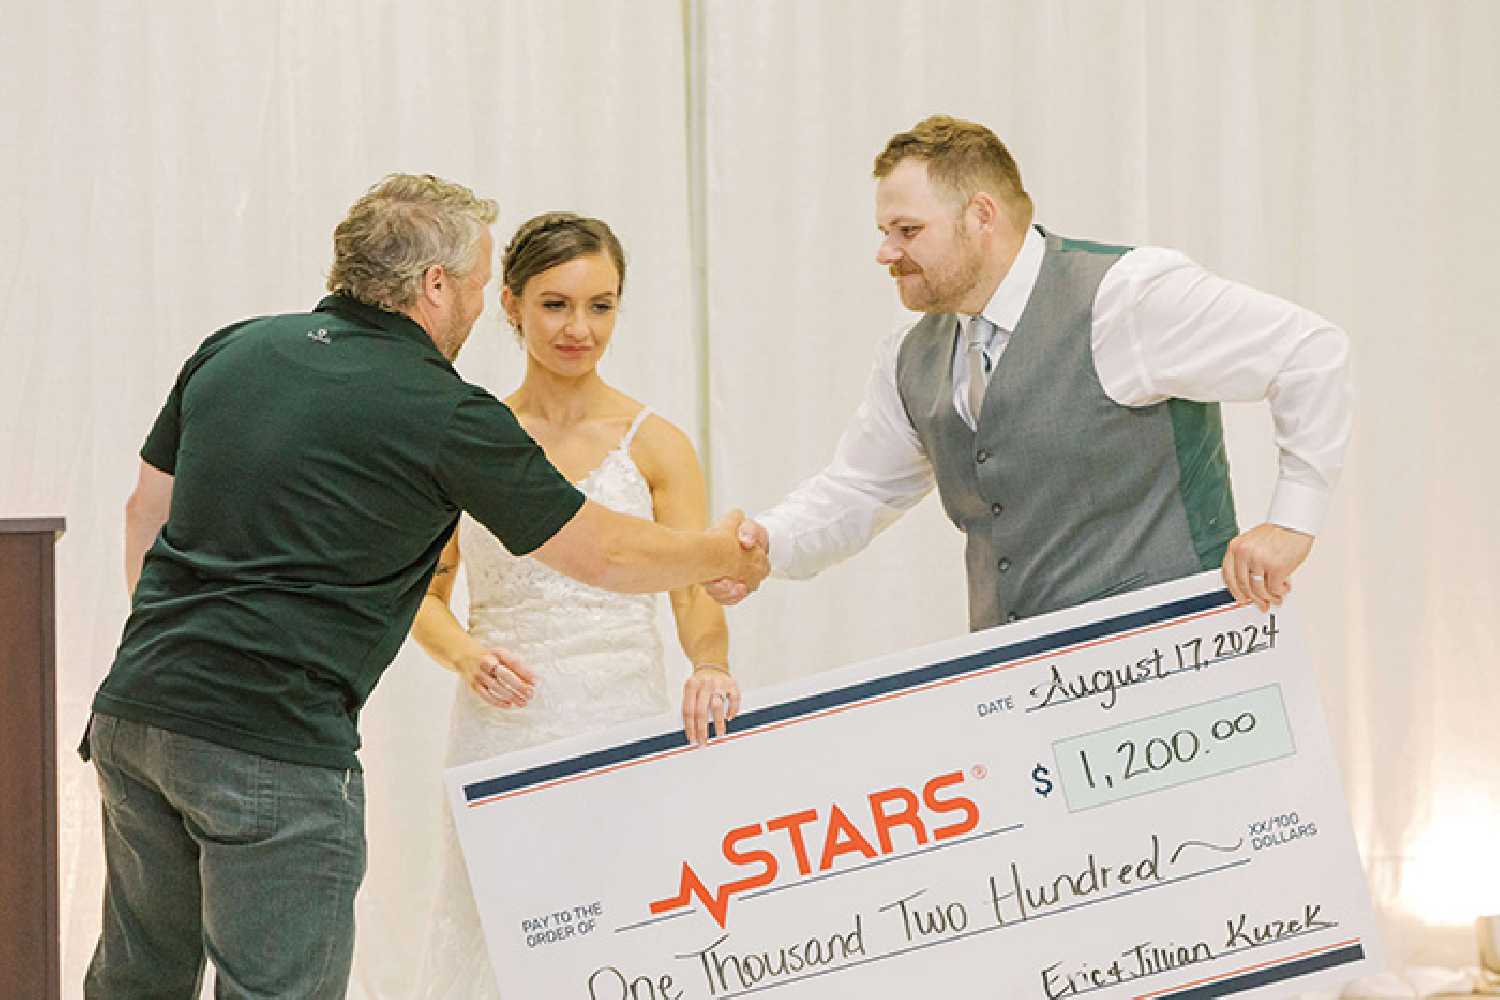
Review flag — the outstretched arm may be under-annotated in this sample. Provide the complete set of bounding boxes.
[706,326,935,607]
[529,501,767,596]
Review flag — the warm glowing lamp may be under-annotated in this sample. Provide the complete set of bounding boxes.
[1397,814,1500,928]
[1392,799,1500,995]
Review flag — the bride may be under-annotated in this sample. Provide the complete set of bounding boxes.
[411,212,740,998]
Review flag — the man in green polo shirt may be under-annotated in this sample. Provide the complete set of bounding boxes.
[83,174,767,999]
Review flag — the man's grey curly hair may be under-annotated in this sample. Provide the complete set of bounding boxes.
[327,174,498,311]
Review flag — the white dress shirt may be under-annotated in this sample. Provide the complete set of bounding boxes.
[759,225,1353,580]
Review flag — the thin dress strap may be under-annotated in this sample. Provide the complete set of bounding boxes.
[620,406,653,451]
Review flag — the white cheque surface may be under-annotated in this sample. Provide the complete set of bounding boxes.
[447,572,1380,999]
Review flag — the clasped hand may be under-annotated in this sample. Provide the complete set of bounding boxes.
[708,511,769,601]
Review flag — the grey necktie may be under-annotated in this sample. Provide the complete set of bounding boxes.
[964,316,995,426]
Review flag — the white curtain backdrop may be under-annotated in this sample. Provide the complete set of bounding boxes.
[2,2,1496,995]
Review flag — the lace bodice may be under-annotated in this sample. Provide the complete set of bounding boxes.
[459,434,657,657]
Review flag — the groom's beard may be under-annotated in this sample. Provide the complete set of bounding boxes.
[893,235,982,313]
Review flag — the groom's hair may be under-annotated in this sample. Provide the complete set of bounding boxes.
[874,116,1033,222]
[327,174,498,311]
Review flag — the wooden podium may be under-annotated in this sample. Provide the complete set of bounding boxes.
[1,516,65,1000]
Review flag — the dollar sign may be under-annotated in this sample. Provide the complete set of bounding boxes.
[1032,763,1053,797]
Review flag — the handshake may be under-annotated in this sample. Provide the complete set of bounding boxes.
[706,512,770,606]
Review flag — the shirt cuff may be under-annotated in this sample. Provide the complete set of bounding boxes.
[755,511,799,579]
[1266,479,1327,537]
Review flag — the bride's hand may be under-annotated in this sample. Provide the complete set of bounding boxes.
[682,665,740,746]
[457,646,537,709]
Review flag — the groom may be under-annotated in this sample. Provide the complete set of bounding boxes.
[83,173,767,999]
[712,115,1351,628]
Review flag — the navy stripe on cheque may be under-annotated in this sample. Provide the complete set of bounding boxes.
[1154,942,1364,999]
[463,587,1235,804]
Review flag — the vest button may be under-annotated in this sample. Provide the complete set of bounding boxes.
[998,557,1011,572]
[990,502,1004,515]
[975,449,989,463]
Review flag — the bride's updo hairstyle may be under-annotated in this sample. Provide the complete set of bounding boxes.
[501,212,627,301]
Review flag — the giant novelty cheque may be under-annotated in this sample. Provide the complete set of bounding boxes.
[446,571,1381,999]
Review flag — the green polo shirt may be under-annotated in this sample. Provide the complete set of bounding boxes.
[93,295,585,770]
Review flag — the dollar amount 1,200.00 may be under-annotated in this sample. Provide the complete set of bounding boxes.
[1051,685,1297,811]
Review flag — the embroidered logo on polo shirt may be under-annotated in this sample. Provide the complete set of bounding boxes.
[308,328,332,345]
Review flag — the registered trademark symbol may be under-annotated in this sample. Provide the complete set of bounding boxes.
[971,764,988,780]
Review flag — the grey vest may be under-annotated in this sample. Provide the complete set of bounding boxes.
[896,229,1237,631]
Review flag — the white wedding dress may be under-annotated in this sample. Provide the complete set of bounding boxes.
[416,408,667,999]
